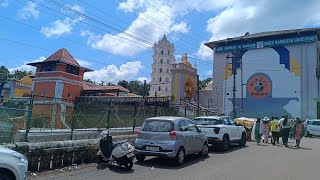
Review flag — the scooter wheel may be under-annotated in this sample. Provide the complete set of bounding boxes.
[124,161,133,170]
[98,155,107,164]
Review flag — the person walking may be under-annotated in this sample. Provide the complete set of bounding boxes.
[262,117,270,143]
[274,116,281,144]
[280,115,291,147]
[292,118,305,148]
[270,116,280,146]
[252,118,262,144]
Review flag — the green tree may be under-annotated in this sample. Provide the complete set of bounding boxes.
[200,77,212,90]
[9,70,32,81]
[118,80,129,89]
[0,66,10,99]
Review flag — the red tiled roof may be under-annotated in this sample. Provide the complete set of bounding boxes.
[44,48,80,67]
[83,82,129,92]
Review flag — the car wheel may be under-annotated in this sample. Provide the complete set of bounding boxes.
[124,161,133,170]
[201,143,209,156]
[306,131,312,137]
[239,133,246,146]
[175,147,185,165]
[0,170,14,180]
[135,155,146,162]
[221,135,230,151]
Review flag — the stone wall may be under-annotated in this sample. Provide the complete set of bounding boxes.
[3,135,137,172]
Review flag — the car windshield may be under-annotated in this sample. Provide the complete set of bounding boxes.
[141,120,174,132]
[194,118,220,125]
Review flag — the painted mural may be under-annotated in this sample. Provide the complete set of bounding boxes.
[224,46,301,118]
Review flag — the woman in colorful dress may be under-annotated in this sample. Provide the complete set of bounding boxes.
[262,117,270,143]
[292,118,305,148]
[252,118,262,144]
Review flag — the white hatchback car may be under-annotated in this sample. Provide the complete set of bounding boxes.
[0,146,28,180]
[194,116,247,151]
[305,119,320,137]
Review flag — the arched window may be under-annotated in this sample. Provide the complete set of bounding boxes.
[155,59,157,64]
[165,86,168,92]
[168,50,170,55]
[167,60,170,64]
[153,77,155,81]
[159,77,162,82]
[166,69,169,73]
[166,77,169,82]
[154,68,156,72]
[159,68,162,73]
[158,86,161,91]
[161,50,164,55]
[160,59,163,64]
[155,50,157,54]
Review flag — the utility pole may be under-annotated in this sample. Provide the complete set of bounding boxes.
[154,91,157,117]
[143,80,146,98]
[197,75,200,117]
[227,52,240,119]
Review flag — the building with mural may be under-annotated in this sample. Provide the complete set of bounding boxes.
[205,28,320,119]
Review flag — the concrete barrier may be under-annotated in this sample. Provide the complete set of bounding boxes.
[2,135,137,172]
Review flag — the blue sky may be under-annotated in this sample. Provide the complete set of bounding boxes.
[1,0,320,83]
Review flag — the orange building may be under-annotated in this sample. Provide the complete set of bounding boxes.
[27,48,92,128]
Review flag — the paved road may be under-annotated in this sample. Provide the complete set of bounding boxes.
[31,138,320,180]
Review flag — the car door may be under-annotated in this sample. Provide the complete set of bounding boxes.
[222,117,234,140]
[310,121,320,136]
[230,118,243,140]
[177,120,193,155]
[186,120,201,153]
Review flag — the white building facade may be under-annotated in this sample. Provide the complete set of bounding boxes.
[205,28,320,119]
[149,35,176,97]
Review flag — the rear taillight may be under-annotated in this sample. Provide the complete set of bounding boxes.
[137,130,141,137]
[213,128,220,134]
[169,131,177,140]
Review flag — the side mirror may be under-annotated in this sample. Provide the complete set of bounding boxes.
[197,127,202,133]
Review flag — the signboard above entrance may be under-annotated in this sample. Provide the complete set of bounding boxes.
[215,35,317,53]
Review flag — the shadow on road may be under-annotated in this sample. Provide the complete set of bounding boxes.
[209,144,248,154]
[286,145,312,151]
[134,154,210,170]
[96,163,134,174]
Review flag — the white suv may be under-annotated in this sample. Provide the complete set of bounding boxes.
[194,116,247,151]
[305,119,320,137]
[0,146,28,180]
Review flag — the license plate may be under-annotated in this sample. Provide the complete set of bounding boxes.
[127,152,135,158]
[146,146,159,151]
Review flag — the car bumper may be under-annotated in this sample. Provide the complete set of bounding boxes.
[207,137,222,144]
[17,163,28,180]
[135,149,176,158]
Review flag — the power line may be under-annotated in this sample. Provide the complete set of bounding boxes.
[25,0,212,65]
[113,0,213,55]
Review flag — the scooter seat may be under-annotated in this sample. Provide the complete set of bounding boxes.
[112,140,127,146]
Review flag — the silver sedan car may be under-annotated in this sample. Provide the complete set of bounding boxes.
[134,116,209,165]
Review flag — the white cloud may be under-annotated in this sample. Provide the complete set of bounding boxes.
[88,4,173,56]
[137,77,151,83]
[196,41,213,59]
[205,0,320,42]
[84,61,144,83]
[76,59,92,66]
[0,0,8,7]
[8,56,46,73]
[18,1,40,20]
[41,4,83,38]
[170,21,189,33]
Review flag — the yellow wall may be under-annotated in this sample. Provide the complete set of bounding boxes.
[13,76,32,98]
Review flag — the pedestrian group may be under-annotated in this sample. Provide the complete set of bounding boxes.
[252,115,305,148]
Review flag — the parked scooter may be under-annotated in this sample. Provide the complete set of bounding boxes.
[97,130,135,170]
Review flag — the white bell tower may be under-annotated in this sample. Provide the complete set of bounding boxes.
[149,35,176,97]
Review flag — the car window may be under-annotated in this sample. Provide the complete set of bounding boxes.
[194,118,220,125]
[178,120,188,131]
[142,120,174,132]
[312,121,320,126]
[186,120,198,132]
[223,118,231,125]
[229,118,236,125]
